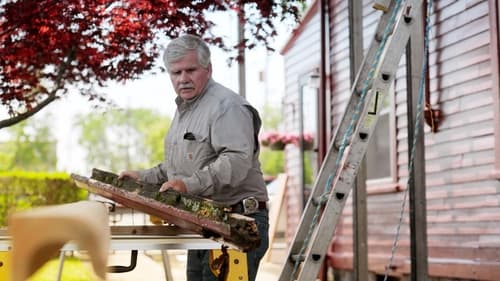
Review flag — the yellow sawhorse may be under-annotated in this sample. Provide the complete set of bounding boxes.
[210,247,248,281]
[0,251,10,281]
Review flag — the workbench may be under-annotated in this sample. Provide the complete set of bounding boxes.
[0,225,221,281]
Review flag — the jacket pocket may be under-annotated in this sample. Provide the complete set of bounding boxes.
[182,134,214,172]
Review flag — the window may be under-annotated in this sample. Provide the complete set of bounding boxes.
[365,86,396,184]
[366,112,390,179]
[300,72,320,185]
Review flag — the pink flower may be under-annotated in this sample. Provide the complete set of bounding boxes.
[259,131,315,148]
[259,131,284,146]
[303,133,314,144]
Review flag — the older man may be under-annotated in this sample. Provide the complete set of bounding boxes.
[120,34,269,281]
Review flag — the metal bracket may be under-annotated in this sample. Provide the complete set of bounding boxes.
[108,250,138,273]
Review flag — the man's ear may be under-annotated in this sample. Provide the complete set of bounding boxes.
[207,63,213,77]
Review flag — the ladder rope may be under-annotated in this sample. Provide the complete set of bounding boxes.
[289,0,404,279]
[383,1,432,280]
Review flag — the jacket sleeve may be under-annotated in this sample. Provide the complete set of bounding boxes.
[137,162,169,185]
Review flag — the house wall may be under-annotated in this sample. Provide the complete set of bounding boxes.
[281,1,321,242]
[326,0,500,280]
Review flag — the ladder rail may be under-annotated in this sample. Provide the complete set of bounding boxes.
[296,32,410,279]
[278,0,399,277]
[279,0,424,280]
[280,2,398,269]
[334,0,398,151]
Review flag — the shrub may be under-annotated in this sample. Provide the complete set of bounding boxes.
[0,171,88,227]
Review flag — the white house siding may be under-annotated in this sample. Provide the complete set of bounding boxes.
[281,1,322,243]
[328,0,350,130]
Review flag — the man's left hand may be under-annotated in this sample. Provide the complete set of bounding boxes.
[160,180,187,193]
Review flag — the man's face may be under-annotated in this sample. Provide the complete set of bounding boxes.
[168,50,212,101]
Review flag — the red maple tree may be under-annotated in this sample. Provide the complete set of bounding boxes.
[0,0,304,129]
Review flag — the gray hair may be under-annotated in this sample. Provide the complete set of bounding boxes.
[163,34,211,70]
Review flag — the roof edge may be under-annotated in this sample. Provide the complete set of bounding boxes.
[280,0,320,55]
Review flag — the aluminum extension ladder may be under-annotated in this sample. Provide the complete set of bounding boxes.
[278,0,424,280]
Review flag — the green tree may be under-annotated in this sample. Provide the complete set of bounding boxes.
[75,108,170,172]
[0,117,57,171]
[260,103,283,131]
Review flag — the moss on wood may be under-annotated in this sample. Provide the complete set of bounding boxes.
[91,168,229,222]
[84,168,262,250]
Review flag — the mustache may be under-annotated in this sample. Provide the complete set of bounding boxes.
[178,83,194,89]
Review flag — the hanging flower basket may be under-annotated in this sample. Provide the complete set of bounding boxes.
[281,132,315,151]
[302,133,315,151]
[259,131,315,151]
[259,131,287,151]
[302,140,314,151]
[269,141,286,151]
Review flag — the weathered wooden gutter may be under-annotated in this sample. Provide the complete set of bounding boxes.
[71,168,260,252]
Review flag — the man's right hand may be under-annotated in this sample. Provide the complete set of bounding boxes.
[118,171,139,180]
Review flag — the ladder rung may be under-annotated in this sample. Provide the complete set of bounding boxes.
[373,0,391,12]
[381,72,391,81]
[403,4,415,23]
[290,253,323,263]
[335,192,346,200]
[290,254,305,263]
[311,196,327,207]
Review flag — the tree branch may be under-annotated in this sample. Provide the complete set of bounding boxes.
[0,46,75,130]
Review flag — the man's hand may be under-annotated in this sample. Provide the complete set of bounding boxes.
[118,171,139,180]
[160,180,187,193]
